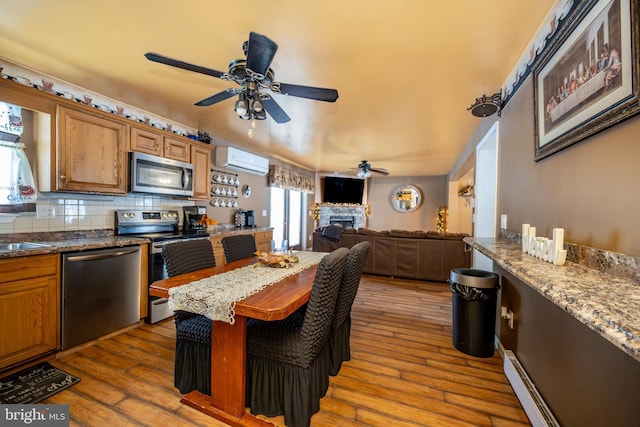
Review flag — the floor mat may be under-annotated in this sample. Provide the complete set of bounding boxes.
[0,362,80,404]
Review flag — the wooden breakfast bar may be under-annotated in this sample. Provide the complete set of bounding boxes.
[150,254,322,426]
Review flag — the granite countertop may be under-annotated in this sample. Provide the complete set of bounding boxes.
[0,227,274,259]
[206,226,273,237]
[0,236,150,259]
[464,237,640,362]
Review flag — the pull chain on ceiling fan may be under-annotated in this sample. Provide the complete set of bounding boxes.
[144,32,339,124]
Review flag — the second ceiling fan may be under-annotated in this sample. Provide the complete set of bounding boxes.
[145,32,339,124]
[353,160,389,178]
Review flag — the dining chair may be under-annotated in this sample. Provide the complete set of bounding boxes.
[327,240,371,375]
[221,234,257,263]
[245,247,349,427]
[161,238,215,395]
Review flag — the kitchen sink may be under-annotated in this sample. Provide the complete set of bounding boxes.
[0,242,52,251]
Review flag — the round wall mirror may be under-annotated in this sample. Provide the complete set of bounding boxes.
[391,184,422,212]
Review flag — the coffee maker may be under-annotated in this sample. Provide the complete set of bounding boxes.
[183,206,207,234]
[244,210,255,227]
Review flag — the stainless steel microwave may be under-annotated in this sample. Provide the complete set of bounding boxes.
[129,152,194,197]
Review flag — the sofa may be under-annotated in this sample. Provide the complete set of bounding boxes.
[312,227,471,282]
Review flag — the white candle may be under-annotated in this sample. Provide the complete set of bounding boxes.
[541,238,550,261]
[522,224,530,252]
[552,228,564,253]
[554,249,567,266]
[528,227,536,255]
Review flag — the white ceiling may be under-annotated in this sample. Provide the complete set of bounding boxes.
[0,0,555,177]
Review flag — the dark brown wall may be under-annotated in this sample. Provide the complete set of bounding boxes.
[498,267,640,426]
[497,77,640,256]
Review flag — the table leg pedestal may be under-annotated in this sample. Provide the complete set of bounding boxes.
[179,317,273,426]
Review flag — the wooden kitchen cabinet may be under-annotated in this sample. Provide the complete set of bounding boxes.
[57,106,127,194]
[190,144,211,200]
[255,229,273,253]
[0,254,60,371]
[129,126,162,157]
[164,136,190,162]
[130,125,190,162]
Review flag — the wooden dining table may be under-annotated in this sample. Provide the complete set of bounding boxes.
[149,256,320,427]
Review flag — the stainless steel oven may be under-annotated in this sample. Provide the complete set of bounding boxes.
[115,209,209,323]
[129,151,194,197]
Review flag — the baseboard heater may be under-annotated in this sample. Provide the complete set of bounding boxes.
[503,350,560,427]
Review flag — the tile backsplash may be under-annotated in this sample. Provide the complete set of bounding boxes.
[0,193,195,234]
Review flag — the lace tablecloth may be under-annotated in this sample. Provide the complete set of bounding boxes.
[168,251,327,324]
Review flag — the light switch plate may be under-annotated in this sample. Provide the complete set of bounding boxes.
[500,214,507,229]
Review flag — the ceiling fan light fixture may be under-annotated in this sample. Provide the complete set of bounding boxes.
[251,95,264,113]
[253,109,267,120]
[357,169,371,178]
[235,93,249,117]
[467,89,502,117]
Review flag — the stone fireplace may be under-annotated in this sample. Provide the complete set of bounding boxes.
[317,204,367,229]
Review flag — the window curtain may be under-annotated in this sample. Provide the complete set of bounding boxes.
[267,164,315,194]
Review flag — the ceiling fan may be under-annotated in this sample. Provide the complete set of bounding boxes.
[144,32,339,124]
[353,160,389,178]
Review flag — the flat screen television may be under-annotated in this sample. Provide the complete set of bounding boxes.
[323,176,365,204]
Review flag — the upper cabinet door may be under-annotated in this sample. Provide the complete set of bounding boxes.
[130,126,163,157]
[130,125,189,162]
[57,106,127,194]
[190,144,211,200]
[163,136,190,162]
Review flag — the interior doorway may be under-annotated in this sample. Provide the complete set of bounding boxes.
[473,121,499,271]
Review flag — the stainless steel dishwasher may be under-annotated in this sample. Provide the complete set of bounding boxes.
[61,245,141,350]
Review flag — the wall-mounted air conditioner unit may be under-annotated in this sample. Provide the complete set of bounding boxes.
[215,146,269,176]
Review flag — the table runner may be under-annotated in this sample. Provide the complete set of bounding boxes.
[168,251,327,324]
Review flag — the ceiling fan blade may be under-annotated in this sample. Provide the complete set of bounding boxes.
[246,32,278,78]
[144,52,225,79]
[194,89,237,106]
[262,95,291,123]
[370,167,389,176]
[275,83,339,102]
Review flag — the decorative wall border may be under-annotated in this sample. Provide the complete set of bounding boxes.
[501,0,580,107]
[0,57,197,138]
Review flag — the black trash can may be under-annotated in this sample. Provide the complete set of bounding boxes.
[449,268,500,358]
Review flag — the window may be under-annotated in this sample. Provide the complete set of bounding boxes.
[270,187,305,250]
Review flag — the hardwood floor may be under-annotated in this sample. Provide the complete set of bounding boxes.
[44,274,530,426]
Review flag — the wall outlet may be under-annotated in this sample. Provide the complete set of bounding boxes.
[262,209,267,217]
[501,214,508,229]
[36,205,56,219]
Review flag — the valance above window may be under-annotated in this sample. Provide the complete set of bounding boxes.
[267,165,315,194]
